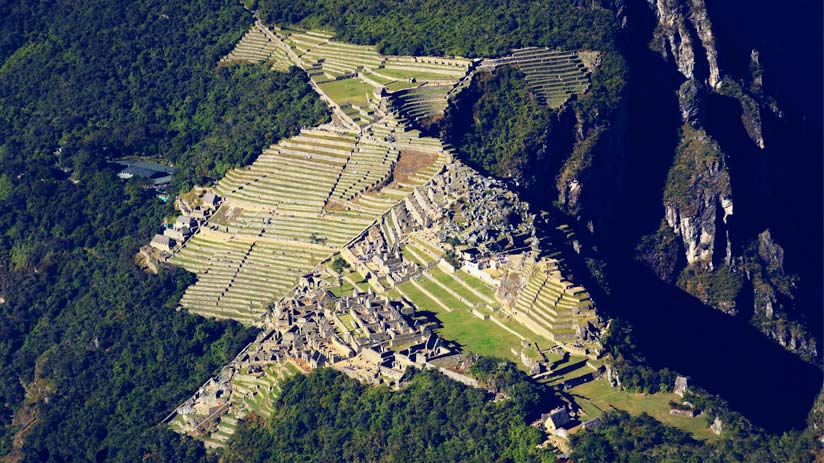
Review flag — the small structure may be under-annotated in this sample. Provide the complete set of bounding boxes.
[164,227,191,242]
[669,402,698,418]
[673,376,688,397]
[190,206,210,220]
[175,216,197,229]
[581,417,602,431]
[202,192,221,209]
[151,234,175,252]
[114,160,175,187]
[710,416,723,435]
[544,406,571,432]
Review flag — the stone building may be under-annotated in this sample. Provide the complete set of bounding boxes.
[151,234,174,252]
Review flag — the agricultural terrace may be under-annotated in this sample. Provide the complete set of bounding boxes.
[480,48,593,108]
[389,251,554,367]
[219,23,289,69]
[511,259,597,343]
[167,118,449,325]
[318,78,373,106]
[151,20,726,457]
[170,362,301,449]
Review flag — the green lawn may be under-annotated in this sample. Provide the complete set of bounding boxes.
[385,80,420,91]
[494,314,553,347]
[402,244,433,265]
[540,358,590,387]
[329,281,355,297]
[415,267,556,352]
[361,72,394,85]
[318,78,373,106]
[410,237,444,257]
[455,270,496,299]
[377,67,459,81]
[415,276,466,310]
[429,269,485,306]
[397,281,526,364]
[569,378,717,441]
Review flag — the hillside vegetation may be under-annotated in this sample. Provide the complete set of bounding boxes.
[223,368,553,463]
[0,0,818,462]
[258,0,618,57]
[441,66,553,191]
[570,411,819,463]
[0,0,326,461]
[0,0,327,190]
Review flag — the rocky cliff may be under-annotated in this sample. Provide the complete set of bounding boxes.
[649,0,720,88]
[555,69,630,236]
[629,0,816,359]
[745,230,818,358]
[663,123,732,269]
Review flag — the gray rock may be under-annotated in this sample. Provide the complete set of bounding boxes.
[678,79,703,127]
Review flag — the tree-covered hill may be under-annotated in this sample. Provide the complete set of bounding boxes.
[0,0,328,189]
[0,0,820,461]
[222,367,553,463]
[258,0,618,57]
[570,411,819,463]
[0,0,327,461]
[440,66,555,193]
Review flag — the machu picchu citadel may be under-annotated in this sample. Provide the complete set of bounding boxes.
[146,20,604,448]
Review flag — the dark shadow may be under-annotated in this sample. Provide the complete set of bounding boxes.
[584,0,823,434]
[549,360,589,379]
[705,0,824,343]
[601,258,822,433]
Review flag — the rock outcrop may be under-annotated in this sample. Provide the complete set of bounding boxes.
[745,230,818,359]
[663,126,732,268]
[686,0,720,88]
[650,0,721,88]
[677,79,703,127]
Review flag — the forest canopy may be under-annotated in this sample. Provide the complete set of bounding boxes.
[0,0,325,460]
[257,0,619,57]
[222,368,554,463]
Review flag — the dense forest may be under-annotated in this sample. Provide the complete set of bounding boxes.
[440,67,554,191]
[222,367,554,463]
[570,411,819,463]
[258,0,617,57]
[0,0,328,190]
[0,0,327,461]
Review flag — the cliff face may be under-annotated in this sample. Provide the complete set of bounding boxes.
[663,123,732,269]
[649,0,720,88]
[646,2,737,274]
[746,230,818,358]
[556,83,630,236]
[623,0,817,358]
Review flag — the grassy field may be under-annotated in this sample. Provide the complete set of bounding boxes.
[569,378,717,441]
[378,67,459,81]
[415,276,467,309]
[318,78,373,106]
[361,71,394,85]
[454,270,496,299]
[385,80,420,92]
[397,281,526,363]
[401,245,432,266]
[326,268,368,297]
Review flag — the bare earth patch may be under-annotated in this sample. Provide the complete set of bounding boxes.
[210,204,244,226]
[390,149,437,185]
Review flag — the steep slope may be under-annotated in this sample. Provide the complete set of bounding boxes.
[628,0,818,359]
